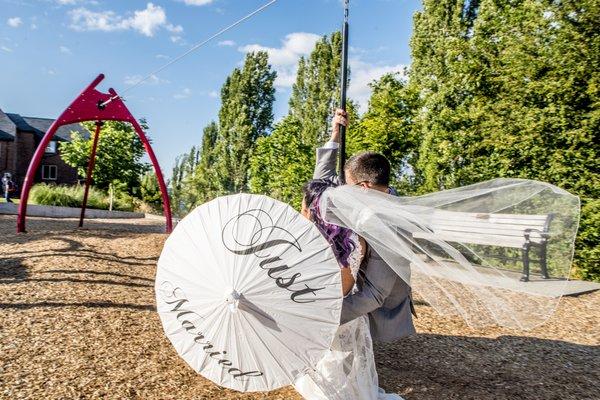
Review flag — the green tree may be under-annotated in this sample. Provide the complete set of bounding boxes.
[249,116,313,208]
[409,0,599,278]
[169,144,201,216]
[212,51,276,193]
[249,32,344,205]
[348,72,420,193]
[187,121,221,207]
[140,171,162,210]
[60,121,149,190]
[289,32,343,146]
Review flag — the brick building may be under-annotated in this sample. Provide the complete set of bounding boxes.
[0,107,88,194]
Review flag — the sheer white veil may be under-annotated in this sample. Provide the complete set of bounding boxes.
[319,178,580,330]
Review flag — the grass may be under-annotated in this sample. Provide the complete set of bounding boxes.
[29,183,134,212]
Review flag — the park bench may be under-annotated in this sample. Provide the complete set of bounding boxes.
[412,210,554,282]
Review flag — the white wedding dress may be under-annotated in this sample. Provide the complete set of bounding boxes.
[294,233,403,400]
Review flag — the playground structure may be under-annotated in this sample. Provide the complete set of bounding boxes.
[16,74,173,234]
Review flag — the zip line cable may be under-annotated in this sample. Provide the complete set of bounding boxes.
[100,0,280,107]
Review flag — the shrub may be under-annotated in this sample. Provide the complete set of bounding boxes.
[29,183,134,212]
[573,199,600,282]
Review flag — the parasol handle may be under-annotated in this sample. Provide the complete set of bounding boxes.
[225,288,241,313]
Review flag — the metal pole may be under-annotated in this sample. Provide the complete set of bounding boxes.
[17,74,106,233]
[79,121,102,228]
[339,0,350,183]
[17,123,60,233]
[129,118,173,234]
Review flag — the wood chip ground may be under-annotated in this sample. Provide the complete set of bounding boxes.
[1,216,598,399]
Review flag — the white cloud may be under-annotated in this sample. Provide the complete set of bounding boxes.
[208,90,218,98]
[127,3,166,36]
[124,74,169,85]
[1,45,13,53]
[56,0,99,5]
[59,45,71,54]
[166,24,183,34]
[69,3,182,38]
[239,32,321,88]
[42,67,57,75]
[218,40,235,47]
[181,0,214,6]
[348,59,406,112]
[156,54,170,59]
[7,17,22,28]
[239,32,405,110]
[173,87,192,99]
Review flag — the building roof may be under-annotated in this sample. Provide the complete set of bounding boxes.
[0,108,16,141]
[6,113,89,141]
[0,108,88,142]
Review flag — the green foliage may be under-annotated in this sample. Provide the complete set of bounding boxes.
[347,72,420,193]
[29,183,134,211]
[574,199,600,281]
[212,51,277,193]
[249,32,344,206]
[169,53,276,216]
[289,32,343,146]
[170,144,201,216]
[249,116,313,208]
[140,171,163,211]
[409,0,599,278]
[59,121,149,190]
[169,3,599,280]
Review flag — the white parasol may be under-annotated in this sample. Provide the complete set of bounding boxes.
[155,193,342,392]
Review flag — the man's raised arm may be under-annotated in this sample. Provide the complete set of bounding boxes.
[313,109,347,181]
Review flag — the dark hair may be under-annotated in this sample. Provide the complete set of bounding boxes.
[344,151,390,186]
[302,179,356,267]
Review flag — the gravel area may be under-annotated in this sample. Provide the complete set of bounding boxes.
[1,215,598,400]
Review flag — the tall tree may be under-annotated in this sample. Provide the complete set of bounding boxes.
[249,32,344,206]
[169,145,200,216]
[213,51,276,193]
[187,121,220,207]
[249,116,313,208]
[410,0,480,192]
[409,0,599,279]
[289,32,344,146]
[347,72,420,193]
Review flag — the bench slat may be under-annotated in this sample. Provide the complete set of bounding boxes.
[429,223,546,237]
[413,232,531,247]
[432,211,549,223]
[432,218,547,227]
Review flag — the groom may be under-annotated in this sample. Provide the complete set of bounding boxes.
[313,108,415,342]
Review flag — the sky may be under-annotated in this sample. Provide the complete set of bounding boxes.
[0,0,422,178]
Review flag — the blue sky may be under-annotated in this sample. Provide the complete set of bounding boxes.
[0,0,422,178]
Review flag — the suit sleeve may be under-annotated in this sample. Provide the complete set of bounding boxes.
[313,145,339,181]
[340,257,397,324]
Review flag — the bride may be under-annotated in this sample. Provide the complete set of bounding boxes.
[293,179,403,400]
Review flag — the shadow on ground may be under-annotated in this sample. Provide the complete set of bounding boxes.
[377,333,599,400]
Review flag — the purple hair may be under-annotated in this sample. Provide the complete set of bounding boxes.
[302,179,356,268]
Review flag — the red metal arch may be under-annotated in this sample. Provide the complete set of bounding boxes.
[17,74,173,233]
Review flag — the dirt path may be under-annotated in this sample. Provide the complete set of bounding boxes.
[1,215,598,399]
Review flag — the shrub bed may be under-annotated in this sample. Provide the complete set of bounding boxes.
[29,184,134,212]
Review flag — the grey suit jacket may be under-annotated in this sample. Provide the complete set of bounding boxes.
[313,146,416,342]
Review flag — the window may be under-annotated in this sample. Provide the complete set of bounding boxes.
[45,141,57,154]
[42,165,57,180]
